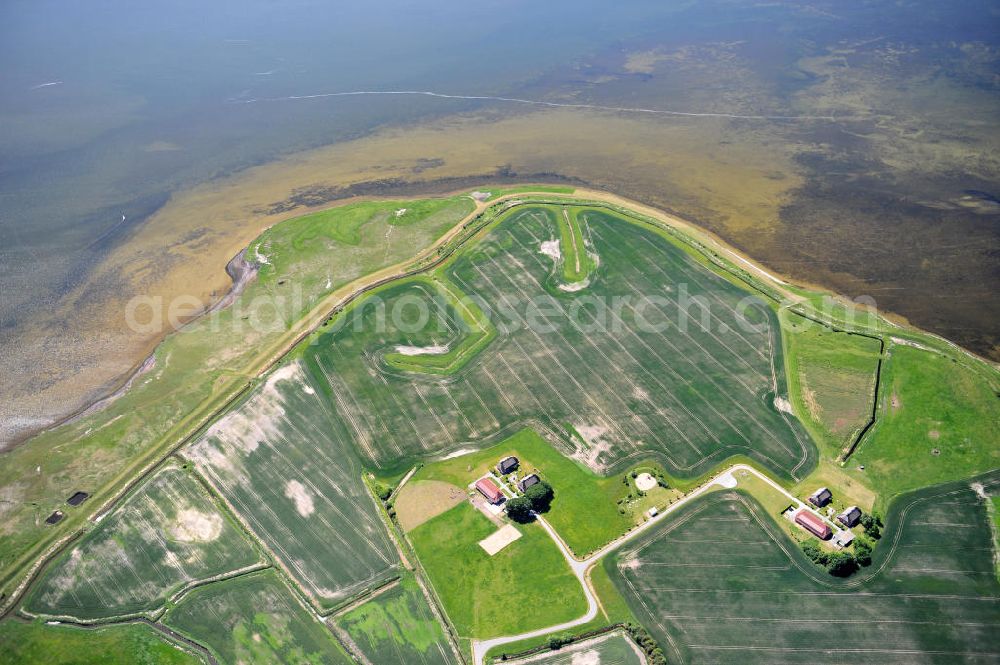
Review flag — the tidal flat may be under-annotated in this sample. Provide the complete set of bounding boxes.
[3,0,998,449]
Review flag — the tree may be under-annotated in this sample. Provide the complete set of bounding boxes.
[854,537,874,566]
[860,512,883,539]
[524,480,554,512]
[506,496,534,523]
[826,551,859,577]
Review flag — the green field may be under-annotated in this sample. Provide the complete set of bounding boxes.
[185,361,399,611]
[410,428,674,557]
[24,463,262,621]
[306,204,814,482]
[780,310,882,457]
[408,501,586,639]
[607,473,1000,664]
[992,496,1000,581]
[336,575,456,664]
[509,631,644,664]
[381,276,496,375]
[163,569,352,664]
[0,195,474,605]
[854,344,1000,502]
[0,620,203,665]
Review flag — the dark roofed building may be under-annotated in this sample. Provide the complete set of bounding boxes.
[518,473,540,492]
[475,477,504,505]
[808,487,832,507]
[497,456,519,475]
[837,505,862,528]
[794,509,832,539]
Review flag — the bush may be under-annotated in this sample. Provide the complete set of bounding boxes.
[373,483,393,501]
[506,496,534,523]
[547,634,572,650]
[524,480,554,512]
[800,539,829,566]
[624,623,668,665]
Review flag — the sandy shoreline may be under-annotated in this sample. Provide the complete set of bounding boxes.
[5,104,995,449]
[2,183,894,453]
[0,182,958,452]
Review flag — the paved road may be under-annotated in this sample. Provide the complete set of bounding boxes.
[470,463,843,664]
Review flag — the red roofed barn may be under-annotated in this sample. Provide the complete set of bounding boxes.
[475,477,504,505]
[794,509,831,539]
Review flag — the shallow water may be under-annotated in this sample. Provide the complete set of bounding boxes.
[1,0,998,445]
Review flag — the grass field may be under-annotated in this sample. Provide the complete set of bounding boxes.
[306,204,814,482]
[853,344,1000,503]
[408,501,586,639]
[607,473,1000,664]
[509,631,644,664]
[554,207,595,284]
[185,361,399,611]
[163,569,352,664]
[335,574,456,664]
[780,310,882,457]
[409,428,676,556]
[0,620,202,665]
[24,463,262,621]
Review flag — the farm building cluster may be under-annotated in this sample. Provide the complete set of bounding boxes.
[789,487,865,547]
[472,455,546,509]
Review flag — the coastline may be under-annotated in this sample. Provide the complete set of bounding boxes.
[7,179,996,454]
[6,105,998,451]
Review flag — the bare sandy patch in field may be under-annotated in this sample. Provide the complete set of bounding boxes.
[621,554,642,572]
[558,279,590,292]
[571,423,612,473]
[441,447,476,460]
[571,650,600,665]
[169,508,223,542]
[635,472,658,491]
[394,480,466,532]
[539,239,562,260]
[773,395,794,414]
[284,480,315,517]
[479,524,522,555]
[395,344,449,356]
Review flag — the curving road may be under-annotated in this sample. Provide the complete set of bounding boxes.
[471,463,843,664]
